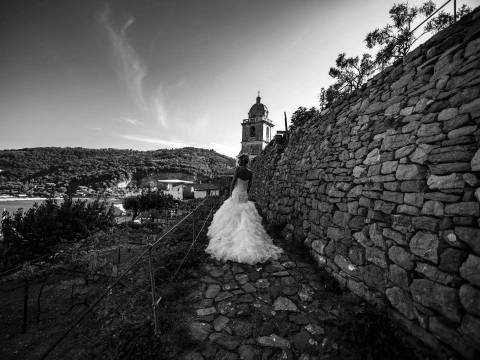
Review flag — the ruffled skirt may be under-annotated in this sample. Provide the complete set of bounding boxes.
[205,197,283,265]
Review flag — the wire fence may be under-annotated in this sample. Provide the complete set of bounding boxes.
[0,197,218,360]
[409,0,458,36]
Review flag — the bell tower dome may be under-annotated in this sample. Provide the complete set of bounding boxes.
[240,92,274,159]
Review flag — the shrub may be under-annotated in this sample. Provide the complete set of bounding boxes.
[1,196,115,269]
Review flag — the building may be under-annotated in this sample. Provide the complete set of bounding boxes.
[192,183,220,199]
[157,179,194,200]
[240,92,274,159]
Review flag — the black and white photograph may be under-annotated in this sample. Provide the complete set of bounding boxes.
[1,0,480,359]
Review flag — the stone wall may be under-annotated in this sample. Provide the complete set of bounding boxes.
[251,8,480,359]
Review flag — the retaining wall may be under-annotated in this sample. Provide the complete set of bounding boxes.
[251,8,480,359]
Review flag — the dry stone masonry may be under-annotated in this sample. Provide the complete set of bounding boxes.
[251,8,480,359]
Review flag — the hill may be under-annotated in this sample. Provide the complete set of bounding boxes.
[0,147,236,196]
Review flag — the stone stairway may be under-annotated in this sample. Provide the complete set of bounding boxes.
[180,241,422,360]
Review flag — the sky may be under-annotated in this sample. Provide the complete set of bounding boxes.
[0,0,478,157]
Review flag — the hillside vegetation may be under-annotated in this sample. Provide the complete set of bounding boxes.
[0,147,235,196]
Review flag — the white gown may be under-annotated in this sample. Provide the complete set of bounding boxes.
[206,178,283,265]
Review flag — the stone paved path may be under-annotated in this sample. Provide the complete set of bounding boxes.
[181,240,380,360]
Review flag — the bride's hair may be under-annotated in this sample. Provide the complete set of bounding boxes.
[238,154,249,167]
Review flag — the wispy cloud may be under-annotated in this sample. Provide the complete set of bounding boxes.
[99,6,168,127]
[121,117,142,126]
[120,134,187,148]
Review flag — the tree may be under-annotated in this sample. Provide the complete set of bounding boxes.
[123,190,175,222]
[289,107,321,131]
[365,1,471,67]
[1,196,115,269]
[319,84,342,110]
[123,196,140,221]
[424,4,471,33]
[319,52,375,109]
[329,53,376,93]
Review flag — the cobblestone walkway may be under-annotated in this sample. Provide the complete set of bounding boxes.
[181,241,381,360]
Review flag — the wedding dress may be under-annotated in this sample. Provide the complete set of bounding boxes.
[205,178,283,265]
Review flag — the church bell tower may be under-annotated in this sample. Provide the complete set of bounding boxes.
[240,92,274,160]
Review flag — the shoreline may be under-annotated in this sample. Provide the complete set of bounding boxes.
[0,196,122,202]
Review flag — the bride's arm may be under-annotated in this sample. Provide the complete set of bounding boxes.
[247,172,252,193]
[230,168,238,195]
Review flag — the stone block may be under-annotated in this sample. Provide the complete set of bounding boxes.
[326,227,344,241]
[445,202,480,216]
[460,255,480,287]
[455,227,480,255]
[412,216,440,232]
[381,191,404,204]
[332,211,351,227]
[415,262,459,286]
[472,149,480,171]
[410,279,461,322]
[427,173,465,190]
[463,173,478,187]
[443,114,470,132]
[401,180,426,192]
[460,98,480,118]
[396,164,426,180]
[410,231,439,263]
[402,120,420,133]
[428,162,471,174]
[311,239,327,255]
[404,192,424,207]
[383,227,406,245]
[365,247,387,268]
[334,254,357,274]
[389,246,414,270]
[448,125,477,139]
[389,264,409,289]
[381,160,399,174]
[383,134,414,150]
[459,284,480,317]
[424,192,460,202]
[349,246,366,265]
[363,148,380,165]
[349,216,366,230]
[391,72,414,90]
[429,149,475,163]
[417,123,441,137]
[421,200,444,217]
[368,223,385,248]
[391,214,413,232]
[460,315,480,348]
[409,144,433,164]
[386,287,415,320]
[394,144,415,159]
[353,231,372,247]
[362,264,387,292]
[352,165,367,178]
[439,247,467,273]
[438,107,459,121]
[398,204,420,216]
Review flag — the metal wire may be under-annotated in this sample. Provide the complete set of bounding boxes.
[409,0,452,35]
[38,198,209,360]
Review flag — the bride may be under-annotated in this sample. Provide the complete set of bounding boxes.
[205,154,283,265]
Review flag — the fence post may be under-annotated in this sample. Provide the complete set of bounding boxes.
[192,209,196,243]
[148,244,159,334]
[454,0,457,22]
[117,247,121,265]
[22,278,29,333]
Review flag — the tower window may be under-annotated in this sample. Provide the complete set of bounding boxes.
[250,126,256,137]
[266,127,270,141]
